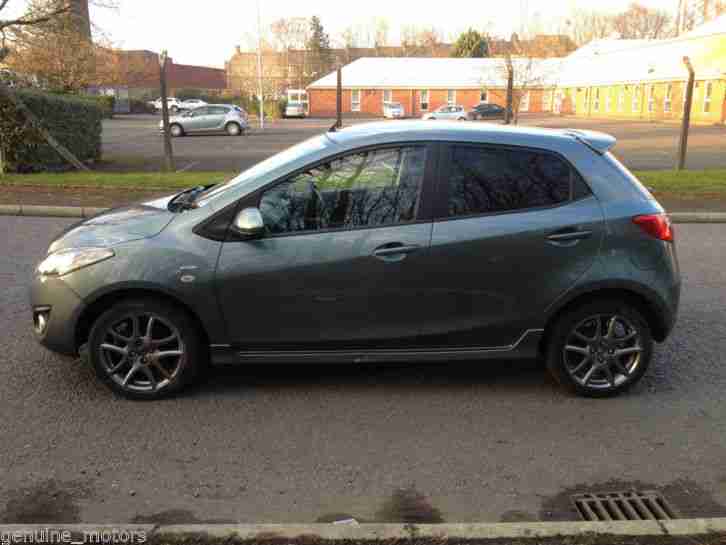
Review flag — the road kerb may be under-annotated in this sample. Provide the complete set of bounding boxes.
[3,519,725,541]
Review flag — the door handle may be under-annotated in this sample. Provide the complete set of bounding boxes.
[372,243,420,260]
[546,228,593,247]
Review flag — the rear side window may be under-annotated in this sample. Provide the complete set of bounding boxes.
[446,145,590,217]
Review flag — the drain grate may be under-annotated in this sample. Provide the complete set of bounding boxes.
[572,491,678,521]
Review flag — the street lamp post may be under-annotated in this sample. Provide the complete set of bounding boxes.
[159,50,174,172]
[256,0,265,130]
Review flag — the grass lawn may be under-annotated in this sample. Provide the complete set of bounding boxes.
[1,169,726,196]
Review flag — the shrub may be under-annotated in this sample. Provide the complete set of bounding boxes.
[0,89,103,173]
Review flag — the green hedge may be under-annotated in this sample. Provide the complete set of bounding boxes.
[0,89,103,173]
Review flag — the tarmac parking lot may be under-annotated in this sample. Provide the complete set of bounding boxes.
[1,216,725,524]
[100,114,726,173]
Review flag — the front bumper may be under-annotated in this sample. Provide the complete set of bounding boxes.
[29,274,86,356]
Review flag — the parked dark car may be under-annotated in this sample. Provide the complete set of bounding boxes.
[31,121,680,400]
[468,103,506,120]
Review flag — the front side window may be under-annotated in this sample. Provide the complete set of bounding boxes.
[351,89,361,112]
[420,89,429,111]
[259,146,427,235]
[446,146,587,217]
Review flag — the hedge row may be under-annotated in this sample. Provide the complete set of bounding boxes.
[0,89,103,173]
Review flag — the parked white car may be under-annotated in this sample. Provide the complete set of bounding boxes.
[383,102,405,119]
[422,105,467,121]
[151,97,182,113]
[179,99,207,111]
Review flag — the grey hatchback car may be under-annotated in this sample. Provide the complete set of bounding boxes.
[160,104,249,137]
[31,121,680,400]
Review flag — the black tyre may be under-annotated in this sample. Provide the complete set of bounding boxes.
[88,299,204,400]
[545,299,653,398]
[225,122,241,136]
[169,123,184,137]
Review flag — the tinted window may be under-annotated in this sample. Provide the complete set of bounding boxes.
[447,146,584,217]
[260,146,427,235]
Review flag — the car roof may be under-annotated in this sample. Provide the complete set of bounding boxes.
[327,121,616,154]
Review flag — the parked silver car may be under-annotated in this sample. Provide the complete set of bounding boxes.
[422,105,467,121]
[160,105,249,137]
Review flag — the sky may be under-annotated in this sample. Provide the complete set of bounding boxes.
[6,0,681,68]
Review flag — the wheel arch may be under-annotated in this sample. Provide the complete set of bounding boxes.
[541,283,671,356]
[75,287,211,354]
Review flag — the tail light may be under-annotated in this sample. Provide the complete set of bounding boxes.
[633,214,674,242]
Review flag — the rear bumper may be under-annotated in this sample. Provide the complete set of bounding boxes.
[29,274,85,356]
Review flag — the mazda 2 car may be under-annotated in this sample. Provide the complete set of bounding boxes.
[31,122,680,400]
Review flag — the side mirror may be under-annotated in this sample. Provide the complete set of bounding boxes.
[233,207,265,238]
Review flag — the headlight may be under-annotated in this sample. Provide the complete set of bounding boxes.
[37,247,114,277]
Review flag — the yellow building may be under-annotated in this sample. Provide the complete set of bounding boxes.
[555,15,726,124]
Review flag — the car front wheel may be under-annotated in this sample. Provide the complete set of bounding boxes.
[546,299,653,397]
[169,124,184,137]
[88,299,204,400]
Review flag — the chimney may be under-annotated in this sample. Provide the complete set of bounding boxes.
[67,0,92,39]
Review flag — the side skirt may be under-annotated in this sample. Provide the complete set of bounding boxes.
[210,329,544,365]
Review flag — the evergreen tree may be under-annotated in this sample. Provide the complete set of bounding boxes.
[451,29,489,57]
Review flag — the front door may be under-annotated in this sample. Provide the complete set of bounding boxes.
[184,107,209,132]
[215,143,436,350]
[417,143,604,348]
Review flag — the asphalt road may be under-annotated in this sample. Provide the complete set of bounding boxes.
[1,217,726,525]
[101,114,726,173]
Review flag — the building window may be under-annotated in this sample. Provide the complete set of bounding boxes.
[383,89,392,104]
[447,90,456,106]
[519,91,530,112]
[605,89,612,112]
[351,89,361,112]
[664,83,673,112]
[543,90,552,111]
[480,89,488,103]
[618,87,625,111]
[420,90,429,111]
[593,88,600,112]
[704,81,713,113]
[632,86,641,112]
[647,85,655,112]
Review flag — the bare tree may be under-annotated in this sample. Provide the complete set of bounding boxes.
[270,17,309,51]
[612,3,673,39]
[400,25,445,56]
[0,0,70,60]
[564,9,615,45]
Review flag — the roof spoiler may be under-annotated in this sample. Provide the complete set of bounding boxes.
[564,129,617,155]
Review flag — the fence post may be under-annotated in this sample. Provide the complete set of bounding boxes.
[677,56,695,171]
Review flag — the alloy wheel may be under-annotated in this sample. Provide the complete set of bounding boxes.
[562,314,643,391]
[98,312,185,394]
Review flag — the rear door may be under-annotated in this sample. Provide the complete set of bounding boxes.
[418,143,604,347]
[206,106,229,130]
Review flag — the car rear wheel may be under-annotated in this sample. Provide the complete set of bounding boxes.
[545,299,653,397]
[88,299,204,400]
[226,122,242,136]
[169,124,184,137]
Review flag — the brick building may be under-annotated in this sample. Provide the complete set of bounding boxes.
[225,43,454,98]
[555,14,726,124]
[306,57,562,118]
